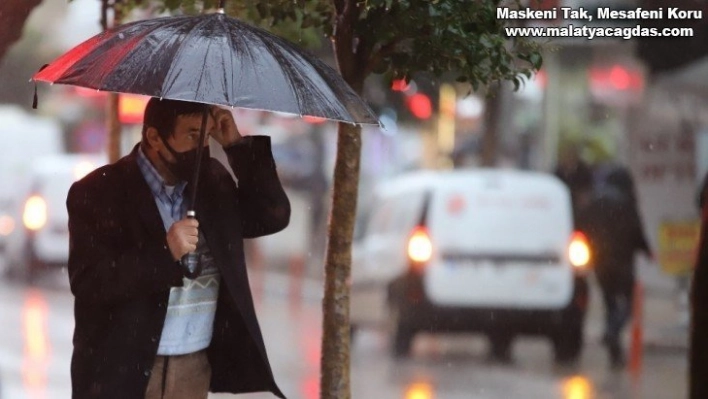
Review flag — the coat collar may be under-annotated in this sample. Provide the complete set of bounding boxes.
[118,145,171,240]
[120,143,217,240]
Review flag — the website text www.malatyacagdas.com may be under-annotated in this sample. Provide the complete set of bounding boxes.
[505,24,693,40]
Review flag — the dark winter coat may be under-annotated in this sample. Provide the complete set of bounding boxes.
[554,160,593,218]
[578,177,651,292]
[66,137,289,399]
[690,194,708,399]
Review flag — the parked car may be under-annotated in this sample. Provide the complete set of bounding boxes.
[351,169,591,363]
[5,153,106,282]
[0,106,64,254]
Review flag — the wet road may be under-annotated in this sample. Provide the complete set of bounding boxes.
[0,264,687,399]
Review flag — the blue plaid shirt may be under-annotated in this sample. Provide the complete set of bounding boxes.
[136,146,220,356]
[136,147,187,222]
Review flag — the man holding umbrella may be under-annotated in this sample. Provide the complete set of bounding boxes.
[66,98,290,398]
[32,7,377,398]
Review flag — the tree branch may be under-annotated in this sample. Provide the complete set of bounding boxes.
[0,0,45,63]
[332,0,362,88]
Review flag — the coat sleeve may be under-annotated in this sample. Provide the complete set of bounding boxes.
[223,135,291,238]
[630,206,652,257]
[66,179,184,304]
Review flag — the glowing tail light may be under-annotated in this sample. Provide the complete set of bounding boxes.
[407,226,433,264]
[569,231,591,268]
[0,214,15,236]
[23,196,48,231]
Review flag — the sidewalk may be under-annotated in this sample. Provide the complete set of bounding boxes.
[642,289,689,352]
[638,262,690,352]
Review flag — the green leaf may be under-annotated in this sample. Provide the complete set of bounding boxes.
[164,0,181,11]
[530,53,542,69]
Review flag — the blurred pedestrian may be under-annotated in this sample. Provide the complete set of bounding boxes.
[66,98,290,399]
[554,142,594,224]
[578,165,652,369]
[690,169,708,398]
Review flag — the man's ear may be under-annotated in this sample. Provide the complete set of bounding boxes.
[146,127,163,149]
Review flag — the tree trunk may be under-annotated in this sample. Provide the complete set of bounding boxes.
[107,93,121,162]
[0,0,44,63]
[320,122,360,399]
[320,2,365,398]
[104,0,122,162]
[481,84,502,167]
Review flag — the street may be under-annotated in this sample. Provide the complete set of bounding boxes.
[0,1,704,398]
[0,261,688,399]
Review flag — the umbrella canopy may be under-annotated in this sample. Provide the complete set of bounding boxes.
[32,11,378,125]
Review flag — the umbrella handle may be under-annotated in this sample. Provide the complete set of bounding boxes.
[181,108,209,280]
[180,210,204,279]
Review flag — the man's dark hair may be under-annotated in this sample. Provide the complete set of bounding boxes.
[141,98,210,144]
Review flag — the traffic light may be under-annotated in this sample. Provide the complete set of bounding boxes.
[391,79,410,92]
[589,64,643,91]
[588,64,644,106]
[406,93,432,120]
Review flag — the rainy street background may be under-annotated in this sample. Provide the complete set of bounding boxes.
[0,257,691,399]
[0,0,704,398]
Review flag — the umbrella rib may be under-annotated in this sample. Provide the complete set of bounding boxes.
[251,27,366,122]
[98,17,189,93]
[305,56,360,121]
[218,15,237,106]
[162,16,216,102]
[259,37,305,116]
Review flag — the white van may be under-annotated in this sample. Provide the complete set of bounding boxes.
[0,106,64,253]
[5,153,107,281]
[351,169,591,362]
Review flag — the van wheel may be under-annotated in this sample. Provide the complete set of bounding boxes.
[552,324,583,364]
[388,305,415,358]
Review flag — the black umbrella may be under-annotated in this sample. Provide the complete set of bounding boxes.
[32,7,379,277]
[32,10,377,124]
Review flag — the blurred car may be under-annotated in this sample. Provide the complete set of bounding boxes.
[5,153,106,282]
[351,169,591,363]
[0,105,64,254]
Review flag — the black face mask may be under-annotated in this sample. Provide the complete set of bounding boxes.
[158,140,210,182]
